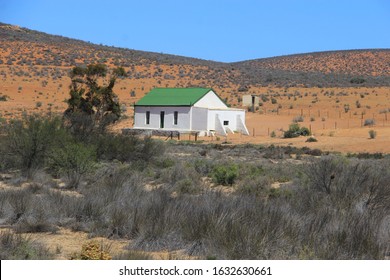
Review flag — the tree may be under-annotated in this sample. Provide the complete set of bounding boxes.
[64,64,126,135]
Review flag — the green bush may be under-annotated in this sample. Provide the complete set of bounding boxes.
[212,163,239,186]
[284,123,310,138]
[93,134,165,163]
[48,141,96,188]
[94,133,140,162]
[3,114,66,176]
[306,136,318,142]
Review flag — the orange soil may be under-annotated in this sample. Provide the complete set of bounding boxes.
[1,65,390,154]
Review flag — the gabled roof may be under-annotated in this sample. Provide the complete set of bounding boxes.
[135,88,213,106]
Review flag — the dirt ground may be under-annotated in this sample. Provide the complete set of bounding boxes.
[1,65,390,154]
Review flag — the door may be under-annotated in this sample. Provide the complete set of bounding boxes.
[160,111,165,128]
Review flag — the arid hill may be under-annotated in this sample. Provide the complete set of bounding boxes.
[234,49,390,87]
[235,49,390,77]
[1,22,389,88]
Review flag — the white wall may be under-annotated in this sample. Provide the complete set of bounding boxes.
[242,95,260,107]
[193,90,228,109]
[207,109,246,132]
[191,107,208,131]
[134,106,191,130]
[133,105,248,136]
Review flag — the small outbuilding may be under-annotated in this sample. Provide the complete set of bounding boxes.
[133,88,249,136]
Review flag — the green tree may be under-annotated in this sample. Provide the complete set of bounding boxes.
[64,64,126,135]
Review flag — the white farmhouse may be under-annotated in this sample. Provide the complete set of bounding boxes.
[133,88,249,136]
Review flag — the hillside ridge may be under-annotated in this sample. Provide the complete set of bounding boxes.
[1,22,390,87]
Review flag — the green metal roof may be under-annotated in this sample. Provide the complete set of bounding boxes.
[135,88,213,106]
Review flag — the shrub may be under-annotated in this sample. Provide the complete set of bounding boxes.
[303,155,343,194]
[292,115,304,123]
[114,250,153,260]
[212,163,239,186]
[71,240,112,260]
[3,114,66,176]
[306,136,318,142]
[284,123,310,138]
[368,130,377,139]
[94,133,140,162]
[350,77,365,84]
[356,100,361,108]
[364,119,375,126]
[236,175,271,197]
[0,230,53,259]
[48,141,96,188]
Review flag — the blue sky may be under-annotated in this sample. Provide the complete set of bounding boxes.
[1,0,389,62]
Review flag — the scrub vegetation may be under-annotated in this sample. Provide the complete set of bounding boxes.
[0,114,389,260]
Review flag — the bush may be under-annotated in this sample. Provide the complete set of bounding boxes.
[0,230,53,259]
[284,123,310,138]
[364,119,375,127]
[71,240,112,260]
[306,136,318,142]
[3,114,66,176]
[86,133,165,164]
[212,163,238,186]
[350,77,366,84]
[94,133,140,162]
[48,141,96,188]
[292,115,304,123]
[303,155,343,194]
[368,130,377,139]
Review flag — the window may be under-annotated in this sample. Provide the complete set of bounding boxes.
[160,111,165,128]
[146,111,150,125]
[223,120,229,126]
[174,111,178,125]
